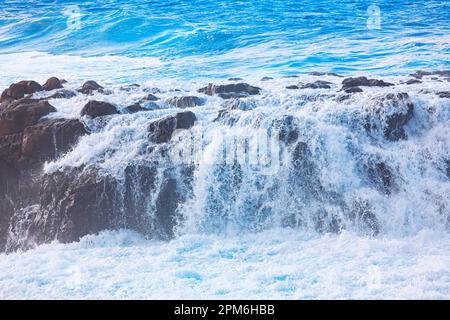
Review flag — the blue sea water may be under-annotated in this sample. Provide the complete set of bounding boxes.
[0,0,449,81]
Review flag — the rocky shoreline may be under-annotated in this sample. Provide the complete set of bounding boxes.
[1,71,449,253]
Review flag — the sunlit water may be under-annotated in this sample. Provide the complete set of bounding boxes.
[0,0,450,299]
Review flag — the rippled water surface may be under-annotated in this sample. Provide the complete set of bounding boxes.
[0,0,449,81]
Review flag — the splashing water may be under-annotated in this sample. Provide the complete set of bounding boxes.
[1,0,450,299]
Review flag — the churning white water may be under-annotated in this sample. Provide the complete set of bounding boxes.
[1,72,449,299]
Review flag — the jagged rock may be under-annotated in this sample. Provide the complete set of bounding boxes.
[77,80,104,94]
[342,77,394,90]
[301,80,333,89]
[228,77,243,81]
[42,77,63,91]
[198,83,261,99]
[21,118,87,163]
[344,87,363,93]
[148,111,197,143]
[166,96,205,108]
[26,163,190,246]
[46,89,77,99]
[80,100,119,118]
[286,85,300,90]
[221,98,256,111]
[1,80,43,102]
[0,99,57,136]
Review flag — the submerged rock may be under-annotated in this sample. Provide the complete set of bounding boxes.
[125,103,146,113]
[344,87,363,93]
[148,111,197,143]
[80,100,119,118]
[140,93,159,102]
[166,96,205,108]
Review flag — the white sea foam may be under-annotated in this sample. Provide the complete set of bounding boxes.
[1,229,450,299]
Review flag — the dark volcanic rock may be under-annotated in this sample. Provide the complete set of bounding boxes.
[148,111,197,143]
[301,80,333,89]
[410,70,450,79]
[0,133,22,165]
[1,80,43,102]
[198,83,261,99]
[261,77,273,81]
[286,85,300,90]
[166,96,205,108]
[21,119,88,164]
[228,77,243,81]
[0,99,57,136]
[77,81,104,94]
[342,77,394,90]
[80,100,119,118]
[42,77,63,91]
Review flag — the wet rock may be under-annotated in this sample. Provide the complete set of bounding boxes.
[410,70,450,79]
[198,83,261,99]
[309,71,343,77]
[348,199,380,236]
[341,76,394,90]
[124,103,146,113]
[286,85,300,90]
[0,99,57,136]
[222,98,256,111]
[46,89,77,99]
[1,80,43,102]
[42,77,63,91]
[276,115,298,145]
[0,133,22,165]
[119,84,140,91]
[364,93,414,141]
[77,80,104,94]
[301,80,333,89]
[364,160,395,195]
[406,79,422,85]
[261,77,273,81]
[228,77,243,81]
[148,111,197,143]
[166,96,205,108]
[436,92,450,98]
[80,100,119,118]
[344,87,363,93]
[21,119,87,164]
[140,93,159,102]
